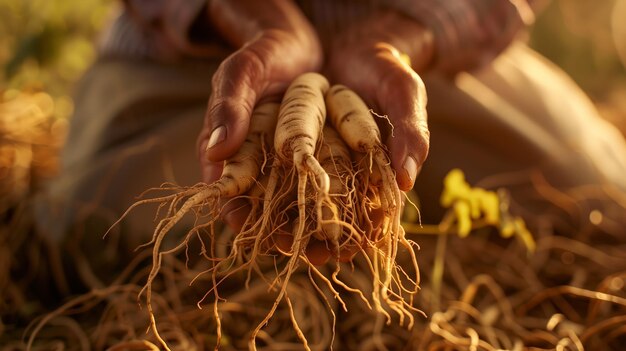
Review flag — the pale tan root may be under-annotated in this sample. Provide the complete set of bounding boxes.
[317,124,354,246]
[274,72,334,234]
[241,73,338,349]
[326,84,422,326]
[250,184,312,350]
[113,103,280,349]
[194,169,300,349]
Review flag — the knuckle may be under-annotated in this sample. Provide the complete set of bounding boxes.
[261,29,321,69]
[207,98,227,124]
[214,48,266,88]
[207,98,251,126]
[402,118,429,142]
[381,67,421,99]
[259,29,288,48]
[235,48,266,77]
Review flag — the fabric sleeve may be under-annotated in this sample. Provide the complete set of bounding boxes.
[392,0,540,74]
[116,0,222,59]
[293,0,544,74]
[116,0,542,69]
[125,0,204,48]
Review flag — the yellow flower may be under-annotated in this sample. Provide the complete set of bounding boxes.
[439,169,535,254]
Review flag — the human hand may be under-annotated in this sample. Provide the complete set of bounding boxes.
[247,11,435,265]
[197,0,322,182]
[195,0,330,262]
[323,11,435,192]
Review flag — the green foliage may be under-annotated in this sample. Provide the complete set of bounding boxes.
[0,0,113,99]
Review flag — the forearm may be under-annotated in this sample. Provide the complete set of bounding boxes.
[119,0,322,65]
[327,10,435,72]
[303,0,545,75]
[388,0,543,73]
[207,0,322,70]
[123,0,209,55]
[208,0,316,46]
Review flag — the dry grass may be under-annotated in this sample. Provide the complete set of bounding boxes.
[2,149,625,350]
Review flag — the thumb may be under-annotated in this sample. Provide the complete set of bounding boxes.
[198,47,267,163]
[335,44,430,191]
[378,58,429,191]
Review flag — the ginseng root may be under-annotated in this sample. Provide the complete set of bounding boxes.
[325,84,421,327]
[129,102,280,349]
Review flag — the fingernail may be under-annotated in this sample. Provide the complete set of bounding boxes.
[403,156,418,183]
[206,125,226,150]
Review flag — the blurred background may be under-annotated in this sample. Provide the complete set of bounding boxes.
[530,0,626,134]
[1,0,625,207]
[0,0,112,210]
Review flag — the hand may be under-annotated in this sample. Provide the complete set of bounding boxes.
[197,0,322,182]
[323,11,435,192]
[195,0,322,247]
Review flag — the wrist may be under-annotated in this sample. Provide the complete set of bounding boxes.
[332,11,435,73]
[207,0,322,70]
[381,12,435,72]
[208,0,314,46]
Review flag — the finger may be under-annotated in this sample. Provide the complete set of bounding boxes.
[377,48,429,191]
[346,45,429,191]
[201,160,224,184]
[198,27,321,166]
[198,47,265,164]
[305,238,332,266]
[220,197,252,234]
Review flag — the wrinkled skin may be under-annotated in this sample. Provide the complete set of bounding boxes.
[323,11,434,191]
[196,0,435,264]
[197,0,322,173]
